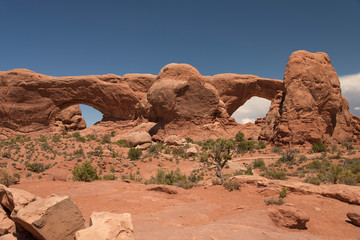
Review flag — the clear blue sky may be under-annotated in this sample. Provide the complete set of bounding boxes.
[1,0,360,126]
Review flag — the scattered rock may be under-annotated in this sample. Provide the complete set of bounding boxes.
[0,185,38,212]
[267,206,310,229]
[164,135,183,146]
[75,212,134,240]
[186,147,198,156]
[347,212,360,227]
[13,196,85,240]
[136,142,152,150]
[0,206,15,236]
[53,105,86,130]
[125,131,152,147]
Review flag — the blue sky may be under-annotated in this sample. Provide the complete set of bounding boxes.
[1,0,359,126]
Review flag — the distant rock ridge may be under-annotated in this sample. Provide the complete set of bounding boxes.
[0,50,359,144]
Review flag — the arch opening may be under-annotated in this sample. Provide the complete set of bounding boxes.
[231,97,271,124]
[51,104,104,131]
[79,104,103,127]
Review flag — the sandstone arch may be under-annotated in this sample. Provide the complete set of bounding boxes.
[0,69,146,132]
[205,74,284,116]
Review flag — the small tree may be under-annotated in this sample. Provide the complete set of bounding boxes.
[206,139,236,183]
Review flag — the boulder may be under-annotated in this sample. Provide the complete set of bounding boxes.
[267,206,309,229]
[260,50,360,144]
[125,131,152,147]
[347,212,360,227]
[0,206,15,236]
[53,105,86,130]
[164,135,184,146]
[147,63,228,122]
[0,234,17,240]
[0,185,38,212]
[75,212,134,240]
[13,196,85,240]
[186,147,198,156]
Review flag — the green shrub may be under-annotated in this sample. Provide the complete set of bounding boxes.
[26,162,50,173]
[52,135,61,143]
[2,151,11,158]
[73,148,85,158]
[86,134,97,141]
[172,147,188,159]
[0,171,19,187]
[147,143,165,155]
[262,169,287,180]
[312,141,327,153]
[235,131,245,142]
[212,178,222,185]
[342,141,354,150]
[39,135,47,142]
[103,174,117,180]
[72,132,86,142]
[223,181,241,191]
[271,147,282,154]
[88,146,103,157]
[264,197,284,205]
[101,134,111,143]
[257,141,266,149]
[304,175,322,185]
[116,139,129,148]
[185,137,194,143]
[128,148,142,160]
[72,161,99,182]
[279,187,287,198]
[253,159,265,169]
[279,149,298,164]
[237,140,255,154]
[146,168,194,189]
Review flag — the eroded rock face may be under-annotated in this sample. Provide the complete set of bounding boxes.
[260,50,360,144]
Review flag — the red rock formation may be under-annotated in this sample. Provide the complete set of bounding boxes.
[147,63,229,123]
[260,50,360,144]
[205,74,284,116]
[52,105,86,131]
[0,69,148,132]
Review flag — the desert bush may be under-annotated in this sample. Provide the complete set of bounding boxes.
[223,181,241,191]
[2,151,11,158]
[101,134,111,143]
[312,141,327,153]
[147,143,165,155]
[279,187,287,198]
[279,149,298,164]
[342,141,354,150]
[146,168,194,189]
[235,131,245,142]
[304,175,322,185]
[185,137,194,143]
[52,135,61,143]
[237,140,255,154]
[172,147,188,159]
[88,146,103,157]
[257,141,266,149]
[86,134,97,141]
[73,148,85,158]
[72,132,86,142]
[262,169,287,180]
[211,178,222,185]
[121,172,143,182]
[116,139,129,147]
[264,197,284,205]
[39,135,47,142]
[188,171,204,183]
[103,174,117,180]
[253,159,266,169]
[271,147,282,154]
[234,167,254,176]
[26,162,50,173]
[72,161,99,182]
[0,171,20,187]
[128,148,142,160]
